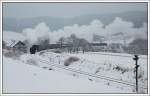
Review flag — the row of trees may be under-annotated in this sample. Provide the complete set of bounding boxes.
[124,38,148,55]
[57,34,89,53]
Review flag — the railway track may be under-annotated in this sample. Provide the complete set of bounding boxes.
[38,58,147,90]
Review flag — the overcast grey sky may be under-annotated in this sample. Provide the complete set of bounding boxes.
[3,3,147,18]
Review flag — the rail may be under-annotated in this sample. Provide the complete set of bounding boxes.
[38,59,147,90]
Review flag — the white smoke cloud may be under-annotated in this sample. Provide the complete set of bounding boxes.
[49,19,105,43]
[49,17,147,43]
[105,17,147,40]
[22,17,147,45]
[22,22,50,45]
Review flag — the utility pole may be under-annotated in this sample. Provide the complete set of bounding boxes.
[133,55,139,93]
[57,55,60,64]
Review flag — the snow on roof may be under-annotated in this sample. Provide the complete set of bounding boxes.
[9,41,18,47]
[3,31,26,47]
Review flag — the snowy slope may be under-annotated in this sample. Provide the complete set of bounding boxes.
[64,52,147,88]
[3,49,147,93]
[3,56,129,93]
[36,51,148,92]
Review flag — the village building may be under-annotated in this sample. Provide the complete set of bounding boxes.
[89,42,108,52]
[12,41,27,52]
[5,40,27,53]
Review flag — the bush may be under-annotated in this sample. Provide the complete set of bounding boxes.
[53,49,62,53]
[3,49,24,58]
[48,49,63,53]
[39,51,45,55]
[64,56,80,66]
[3,51,14,57]
[27,58,38,66]
[113,65,129,74]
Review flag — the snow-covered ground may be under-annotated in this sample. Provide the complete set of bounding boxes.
[3,50,148,93]
[3,56,131,93]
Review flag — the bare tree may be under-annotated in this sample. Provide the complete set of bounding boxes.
[79,38,89,53]
[58,37,65,48]
[70,34,80,53]
[64,34,89,53]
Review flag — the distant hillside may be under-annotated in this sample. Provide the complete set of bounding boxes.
[3,11,147,32]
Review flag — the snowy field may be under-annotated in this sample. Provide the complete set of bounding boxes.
[3,50,148,93]
[3,56,128,93]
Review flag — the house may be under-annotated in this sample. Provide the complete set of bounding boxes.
[89,43,108,52]
[12,41,27,53]
[93,34,106,43]
[3,40,27,53]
